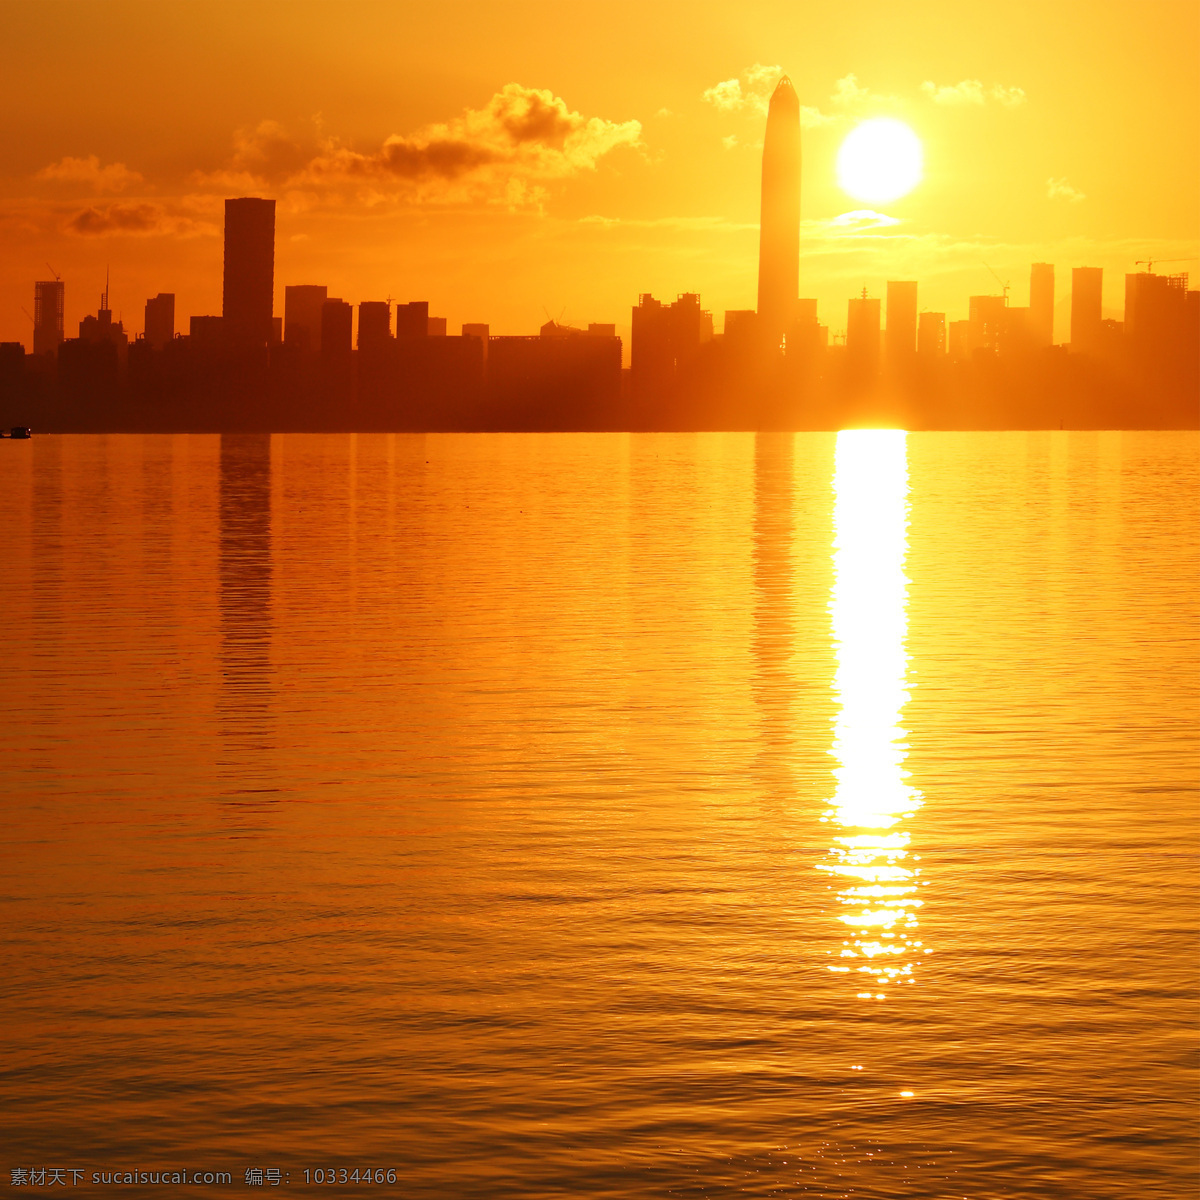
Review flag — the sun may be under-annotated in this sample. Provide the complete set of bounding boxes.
[836,118,923,204]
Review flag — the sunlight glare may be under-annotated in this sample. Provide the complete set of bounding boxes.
[836,119,923,204]
[819,430,924,997]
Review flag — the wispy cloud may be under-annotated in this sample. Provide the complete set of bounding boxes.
[920,79,984,106]
[1046,177,1085,203]
[828,210,902,230]
[831,73,887,107]
[990,84,1027,108]
[37,155,143,193]
[801,106,837,129]
[921,79,1027,107]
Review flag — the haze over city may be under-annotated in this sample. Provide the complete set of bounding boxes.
[3,5,1198,1198]
[2,0,1196,348]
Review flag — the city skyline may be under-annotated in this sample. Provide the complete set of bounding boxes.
[2,1,1196,349]
[17,207,1194,361]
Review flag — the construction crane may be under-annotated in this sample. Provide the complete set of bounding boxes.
[983,261,1010,304]
[1134,257,1196,274]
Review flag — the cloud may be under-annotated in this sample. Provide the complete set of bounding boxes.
[702,63,782,115]
[37,155,143,193]
[920,79,985,106]
[298,84,640,197]
[832,73,873,106]
[1047,177,1085,203]
[190,120,313,189]
[574,214,758,233]
[703,78,747,112]
[921,79,1027,107]
[801,106,836,129]
[828,73,897,111]
[990,84,1027,108]
[828,209,902,230]
[231,120,310,176]
[721,134,739,151]
[704,65,836,126]
[744,63,781,91]
[66,202,213,237]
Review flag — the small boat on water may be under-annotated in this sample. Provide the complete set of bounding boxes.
[9,427,31,439]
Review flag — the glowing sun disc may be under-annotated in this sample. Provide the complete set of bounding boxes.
[837,119,923,204]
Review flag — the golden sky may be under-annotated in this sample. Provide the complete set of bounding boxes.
[3,0,1197,347]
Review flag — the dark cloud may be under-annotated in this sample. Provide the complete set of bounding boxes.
[66,202,210,237]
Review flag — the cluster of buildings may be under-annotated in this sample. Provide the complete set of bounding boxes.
[630,262,1197,382]
[2,77,1195,431]
[8,196,624,432]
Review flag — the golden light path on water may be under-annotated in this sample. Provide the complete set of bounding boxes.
[820,429,925,1000]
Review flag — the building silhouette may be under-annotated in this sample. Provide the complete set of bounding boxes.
[78,279,127,351]
[190,315,224,348]
[357,301,391,350]
[463,323,489,364]
[320,299,352,358]
[917,312,946,357]
[1030,263,1054,347]
[757,76,801,345]
[788,298,825,360]
[724,310,757,342]
[57,280,128,409]
[33,280,64,357]
[846,291,880,378]
[885,281,918,364]
[948,319,970,361]
[320,298,352,403]
[4,179,1197,435]
[1125,271,1196,384]
[284,285,327,352]
[631,292,713,398]
[968,295,1005,355]
[489,323,620,429]
[144,293,174,350]
[396,301,430,339]
[222,198,275,349]
[1125,272,1185,351]
[1070,267,1103,353]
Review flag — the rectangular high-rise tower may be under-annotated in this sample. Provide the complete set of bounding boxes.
[917,312,945,356]
[144,293,175,350]
[33,279,64,356]
[284,285,327,352]
[222,197,275,349]
[1070,267,1103,353]
[1029,263,1054,347]
[846,293,881,377]
[885,281,918,362]
[357,301,392,350]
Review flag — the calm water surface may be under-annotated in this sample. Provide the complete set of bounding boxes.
[1,431,1196,1198]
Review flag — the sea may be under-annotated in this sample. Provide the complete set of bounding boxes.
[1,430,1196,1199]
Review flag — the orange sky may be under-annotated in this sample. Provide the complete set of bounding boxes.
[2,0,1197,349]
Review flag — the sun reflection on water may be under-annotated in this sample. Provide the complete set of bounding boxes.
[820,430,924,998]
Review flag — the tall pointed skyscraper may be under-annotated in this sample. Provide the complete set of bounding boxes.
[757,77,801,343]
